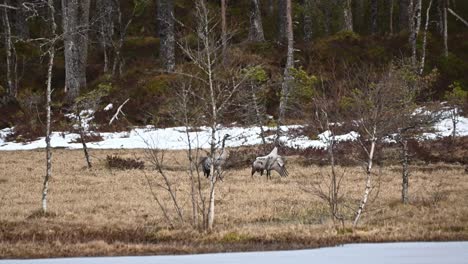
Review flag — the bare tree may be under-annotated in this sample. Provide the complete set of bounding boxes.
[176,0,249,230]
[248,0,265,42]
[42,0,58,214]
[344,63,418,227]
[96,0,115,73]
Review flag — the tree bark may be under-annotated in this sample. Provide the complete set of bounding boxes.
[370,0,378,34]
[96,0,114,73]
[278,0,287,42]
[42,0,57,214]
[1,2,18,97]
[221,0,227,61]
[443,0,448,57]
[158,0,175,72]
[353,137,376,228]
[303,0,313,41]
[278,0,293,133]
[13,0,29,39]
[385,0,394,34]
[400,138,409,204]
[62,0,90,102]
[409,0,422,67]
[343,0,353,32]
[420,0,433,74]
[248,0,265,42]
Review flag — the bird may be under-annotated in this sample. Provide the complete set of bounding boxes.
[200,134,230,179]
[251,147,288,180]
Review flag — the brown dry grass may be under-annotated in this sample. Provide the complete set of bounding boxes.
[1,148,467,258]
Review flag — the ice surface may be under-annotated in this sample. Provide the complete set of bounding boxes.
[1,242,467,264]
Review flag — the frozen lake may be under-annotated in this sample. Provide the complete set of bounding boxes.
[2,242,468,264]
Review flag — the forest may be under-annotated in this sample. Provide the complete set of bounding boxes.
[0,0,468,259]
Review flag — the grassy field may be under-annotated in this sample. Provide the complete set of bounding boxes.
[1,148,467,258]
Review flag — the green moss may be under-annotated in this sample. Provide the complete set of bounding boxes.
[221,232,252,243]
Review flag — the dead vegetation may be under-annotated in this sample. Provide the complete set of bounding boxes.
[0,148,467,258]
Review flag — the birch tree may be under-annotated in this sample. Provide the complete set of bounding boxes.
[42,0,58,214]
[277,0,294,142]
[344,63,418,227]
[177,0,249,230]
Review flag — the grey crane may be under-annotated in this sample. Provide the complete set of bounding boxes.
[251,147,288,180]
[200,134,230,179]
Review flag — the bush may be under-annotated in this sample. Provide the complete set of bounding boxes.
[106,155,145,170]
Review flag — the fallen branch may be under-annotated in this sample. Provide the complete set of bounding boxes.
[447,8,468,27]
[109,98,129,125]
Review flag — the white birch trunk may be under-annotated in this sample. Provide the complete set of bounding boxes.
[42,0,57,214]
[353,136,376,228]
[419,0,433,75]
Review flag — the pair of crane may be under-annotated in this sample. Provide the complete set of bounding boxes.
[199,134,288,180]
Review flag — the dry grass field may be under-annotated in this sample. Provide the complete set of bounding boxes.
[1,148,467,258]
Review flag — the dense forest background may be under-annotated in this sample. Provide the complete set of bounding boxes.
[1,0,467,137]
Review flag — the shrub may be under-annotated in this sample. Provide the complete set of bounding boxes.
[106,155,145,170]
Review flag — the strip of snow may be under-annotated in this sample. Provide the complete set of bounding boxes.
[1,242,467,264]
[1,114,467,151]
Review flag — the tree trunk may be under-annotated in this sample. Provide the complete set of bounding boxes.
[370,0,378,34]
[399,0,410,31]
[96,0,114,73]
[13,0,29,39]
[278,0,294,128]
[420,0,433,74]
[303,0,313,41]
[278,0,287,42]
[1,2,18,97]
[77,115,92,169]
[248,0,265,42]
[221,0,227,61]
[343,0,353,32]
[385,0,394,34]
[42,0,57,214]
[400,138,409,204]
[62,0,90,102]
[158,0,175,72]
[443,0,448,57]
[353,136,376,228]
[267,0,274,16]
[409,0,422,67]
